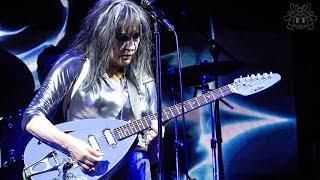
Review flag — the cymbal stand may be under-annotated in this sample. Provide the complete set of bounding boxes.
[209,37,225,180]
[195,59,232,180]
[167,67,183,180]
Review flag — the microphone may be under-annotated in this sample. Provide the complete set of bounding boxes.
[140,0,175,32]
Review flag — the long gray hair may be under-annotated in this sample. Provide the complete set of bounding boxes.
[64,0,153,91]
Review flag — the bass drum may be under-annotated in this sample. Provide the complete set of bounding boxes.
[0,109,33,180]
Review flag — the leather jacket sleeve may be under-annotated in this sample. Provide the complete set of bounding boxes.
[21,54,86,131]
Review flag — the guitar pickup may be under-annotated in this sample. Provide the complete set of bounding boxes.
[88,134,101,152]
[103,129,117,148]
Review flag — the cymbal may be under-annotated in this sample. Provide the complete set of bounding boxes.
[0,49,35,116]
[162,72,215,87]
[182,60,244,77]
[161,61,244,87]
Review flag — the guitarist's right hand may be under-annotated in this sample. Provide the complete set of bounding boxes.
[64,135,104,172]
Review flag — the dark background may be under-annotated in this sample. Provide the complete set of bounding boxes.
[156,1,320,178]
[0,0,319,179]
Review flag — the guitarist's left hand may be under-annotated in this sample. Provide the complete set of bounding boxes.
[146,120,159,144]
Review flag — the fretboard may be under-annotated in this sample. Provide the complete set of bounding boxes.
[113,84,233,140]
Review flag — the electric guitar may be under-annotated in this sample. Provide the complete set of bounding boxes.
[23,72,281,180]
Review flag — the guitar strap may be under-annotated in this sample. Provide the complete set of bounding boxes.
[127,79,142,119]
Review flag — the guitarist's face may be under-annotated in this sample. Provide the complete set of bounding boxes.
[109,25,140,68]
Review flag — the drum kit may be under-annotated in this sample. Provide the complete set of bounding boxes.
[0,49,35,179]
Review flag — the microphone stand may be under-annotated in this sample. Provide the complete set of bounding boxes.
[147,7,184,179]
[152,18,165,180]
[147,4,180,178]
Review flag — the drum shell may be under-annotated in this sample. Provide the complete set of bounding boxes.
[1,109,33,166]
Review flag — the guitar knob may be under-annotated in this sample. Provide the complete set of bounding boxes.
[245,75,250,81]
[257,73,261,79]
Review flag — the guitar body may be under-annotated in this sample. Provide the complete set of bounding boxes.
[23,118,138,180]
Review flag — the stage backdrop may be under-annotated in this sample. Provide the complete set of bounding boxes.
[0,0,297,179]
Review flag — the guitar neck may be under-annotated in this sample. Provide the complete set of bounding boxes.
[113,84,234,140]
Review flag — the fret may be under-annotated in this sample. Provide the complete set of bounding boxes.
[125,126,130,136]
[187,100,193,109]
[142,118,149,128]
[205,94,212,101]
[124,124,130,135]
[146,115,152,122]
[128,124,134,134]
[165,110,172,119]
[195,98,200,106]
[116,129,124,139]
[219,88,225,97]
[183,104,187,112]
[197,96,205,105]
[168,107,174,117]
[121,126,128,137]
[136,121,143,131]
[209,91,216,100]
[126,124,133,135]
[174,105,180,115]
[132,121,138,132]
[227,84,234,93]
[191,100,199,108]
[151,114,157,121]
[223,86,232,96]
[163,110,169,119]
[203,95,208,103]
[139,119,146,129]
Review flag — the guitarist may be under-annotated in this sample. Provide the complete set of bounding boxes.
[21,0,162,179]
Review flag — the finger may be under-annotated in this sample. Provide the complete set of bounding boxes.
[150,121,158,134]
[78,161,91,171]
[89,167,96,173]
[146,131,157,143]
[79,158,95,167]
[79,165,85,172]
[149,130,157,138]
[86,148,104,162]
[146,135,153,143]
[87,147,104,157]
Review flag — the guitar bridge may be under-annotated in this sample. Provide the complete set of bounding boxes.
[23,150,60,178]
